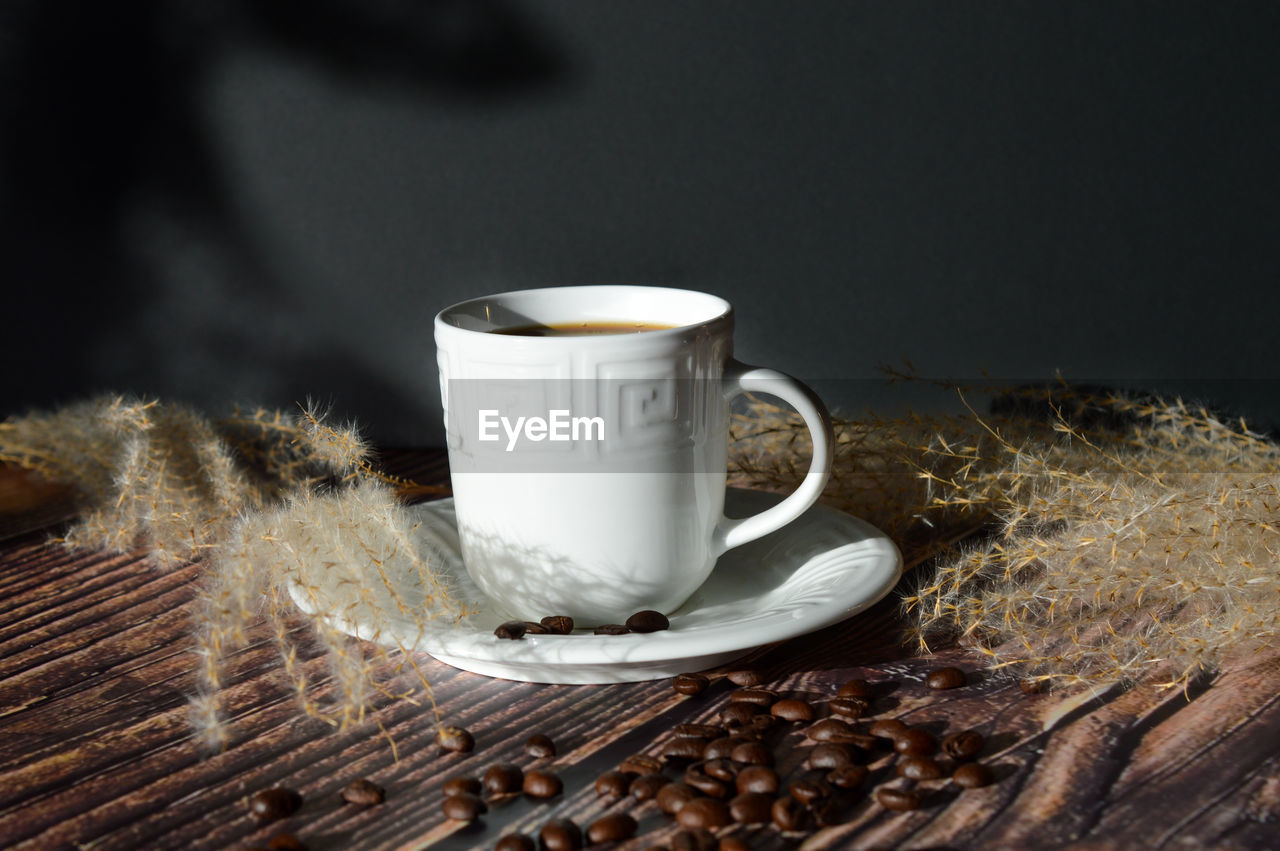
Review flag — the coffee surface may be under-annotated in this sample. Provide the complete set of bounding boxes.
[491,321,675,336]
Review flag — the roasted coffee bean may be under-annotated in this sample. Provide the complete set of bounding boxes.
[523,768,563,799]
[441,792,486,821]
[673,673,711,696]
[875,786,922,811]
[894,729,938,757]
[828,697,870,718]
[942,730,985,761]
[729,792,774,824]
[726,668,764,686]
[267,833,306,851]
[671,828,718,851]
[539,817,583,851]
[1019,677,1047,695]
[826,765,869,789]
[926,666,967,690]
[436,725,475,753]
[805,743,856,771]
[788,779,830,805]
[869,718,910,741]
[836,679,875,699]
[626,610,670,632]
[721,702,764,727]
[841,732,882,750]
[703,758,737,782]
[684,765,730,798]
[897,756,944,780]
[522,621,550,635]
[594,624,629,635]
[746,713,780,737]
[540,615,574,634]
[730,688,777,706]
[953,762,995,788]
[735,765,780,795]
[621,754,664,775]
[249,788,302,821]
[810,795,843,827]
[704,736,751,760]
[494,834,535,851]
[771,698,814,722]
[770,796,809,831]
[586,813,638,844]
[806,718,855,742]
[594,770,631,799]
[341,778,385,806]
[730,740,773,766]
[676,797,732,830]
[483,763,524,796]
[442,776,481,797]
[663,737,709,761]
[525,733,557,758]
[629,773,669,801]
[675,723,724,739]
[719,838,751,851]
[657,781,699,814]
[494,620,526,639]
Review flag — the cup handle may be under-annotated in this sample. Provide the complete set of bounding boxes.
[713,360,835,554]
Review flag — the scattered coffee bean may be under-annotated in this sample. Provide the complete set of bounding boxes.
[673,673,711,695]
[869,718,910,741]
[441,792,486,821]
[249,788,302,821]
[770,796,809,831]
[523,768,563,799]
[703,758,737,782]
[721,702,764,727]
[926,666,967,690]
[953,762,995,788]
[662,737,708,761]
[676,797,732,830]
[267,833,306,851]
[894,729,939,757]
[436,725,475,753]
[726,668,764,686]
[942,730,985,761]
[522,621,550,635]
[771,698,814,722]
[828,697,869,718]
[540,615,574,634]
[809,795,843,827]
[586,813,638,844]
[671,828,718,851]
[729,687,777,706]
[736,765,780,795]
[826,764,869,789]
[620,753,664,775]
[594,624,629,635]
[746,713,780,737]
[836,679,875,699]
[657,781,699,814]
[875,786,922,811]
[704,736,751,760]
[341,778,385,806]
[806,718,855,742]
[719,837,751,851]
[626,610,670,632]
[675,723,724,739]
[788,779,830,805]
[442,776,481,797]
[594,770,631,799]
[524,733,556,758]
[684,765,730,798]
[539,817,583,851]
[494,620,526,640]
[1019,677,1047,694]
[897,756,945,780]
[494,834,535,851]
[729,792,775,824]
[730,740,773,766]
[629,773,668,801]
[483,763,524,796]
[805,743,856,771]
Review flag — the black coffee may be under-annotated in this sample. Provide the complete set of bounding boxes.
[492,321,675,336]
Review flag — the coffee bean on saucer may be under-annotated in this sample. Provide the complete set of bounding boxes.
[267,833,306,851]
[927,666,967,690]
[341,778,385,806]
[525,733,556,758]
[522,621,550,635]
[629,773,669,801]
[943,730,985,761]
[494,621,526,640]
[826,765,869,789]
[523,768,563,799]
[729,688,777,706]
[620,753,664,775]
[726,668,764,687]
[676,797,731,830]
[898,756,944,781]
[483,763,524,796]
[540,615,574,634]
[894,729,938,757]
[806,718,855,742]
[730,740,773,766]
[594,771,631,799]
[770,796,809,831]
[539,818,582,851]
[837,678,875,699]
[673,673,710,695]
[805,743,856,771]
[657,781,699,814]
[494,834,535,851]
[869,718,910,741]
[771,698,814,722]
[674,723,724,739]
[249,788,302,820]
[671,829,718,851]
[736,765,780,795]
[829,697,870,719]
[663,737,708,761]
[953,762,995,788]
[442,776,481,797]
[875,786,922,811]
[594,624,629,635]
[441,792,486,821]
[436,725,475,753]
[729,792,774,824]
[626,610,670,633]
[586,813,638,844]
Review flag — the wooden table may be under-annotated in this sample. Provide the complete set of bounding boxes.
[1,450,1277,850]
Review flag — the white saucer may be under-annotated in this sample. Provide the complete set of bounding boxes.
[293,489,902,684]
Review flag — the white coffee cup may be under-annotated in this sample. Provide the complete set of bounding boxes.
[434,285,833,626]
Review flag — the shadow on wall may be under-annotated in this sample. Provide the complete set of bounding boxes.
[0,0,567,429]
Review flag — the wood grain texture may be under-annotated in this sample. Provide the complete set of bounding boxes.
[0,450,1276,850]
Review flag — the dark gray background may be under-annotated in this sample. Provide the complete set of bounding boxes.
[4,1,1278,444]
